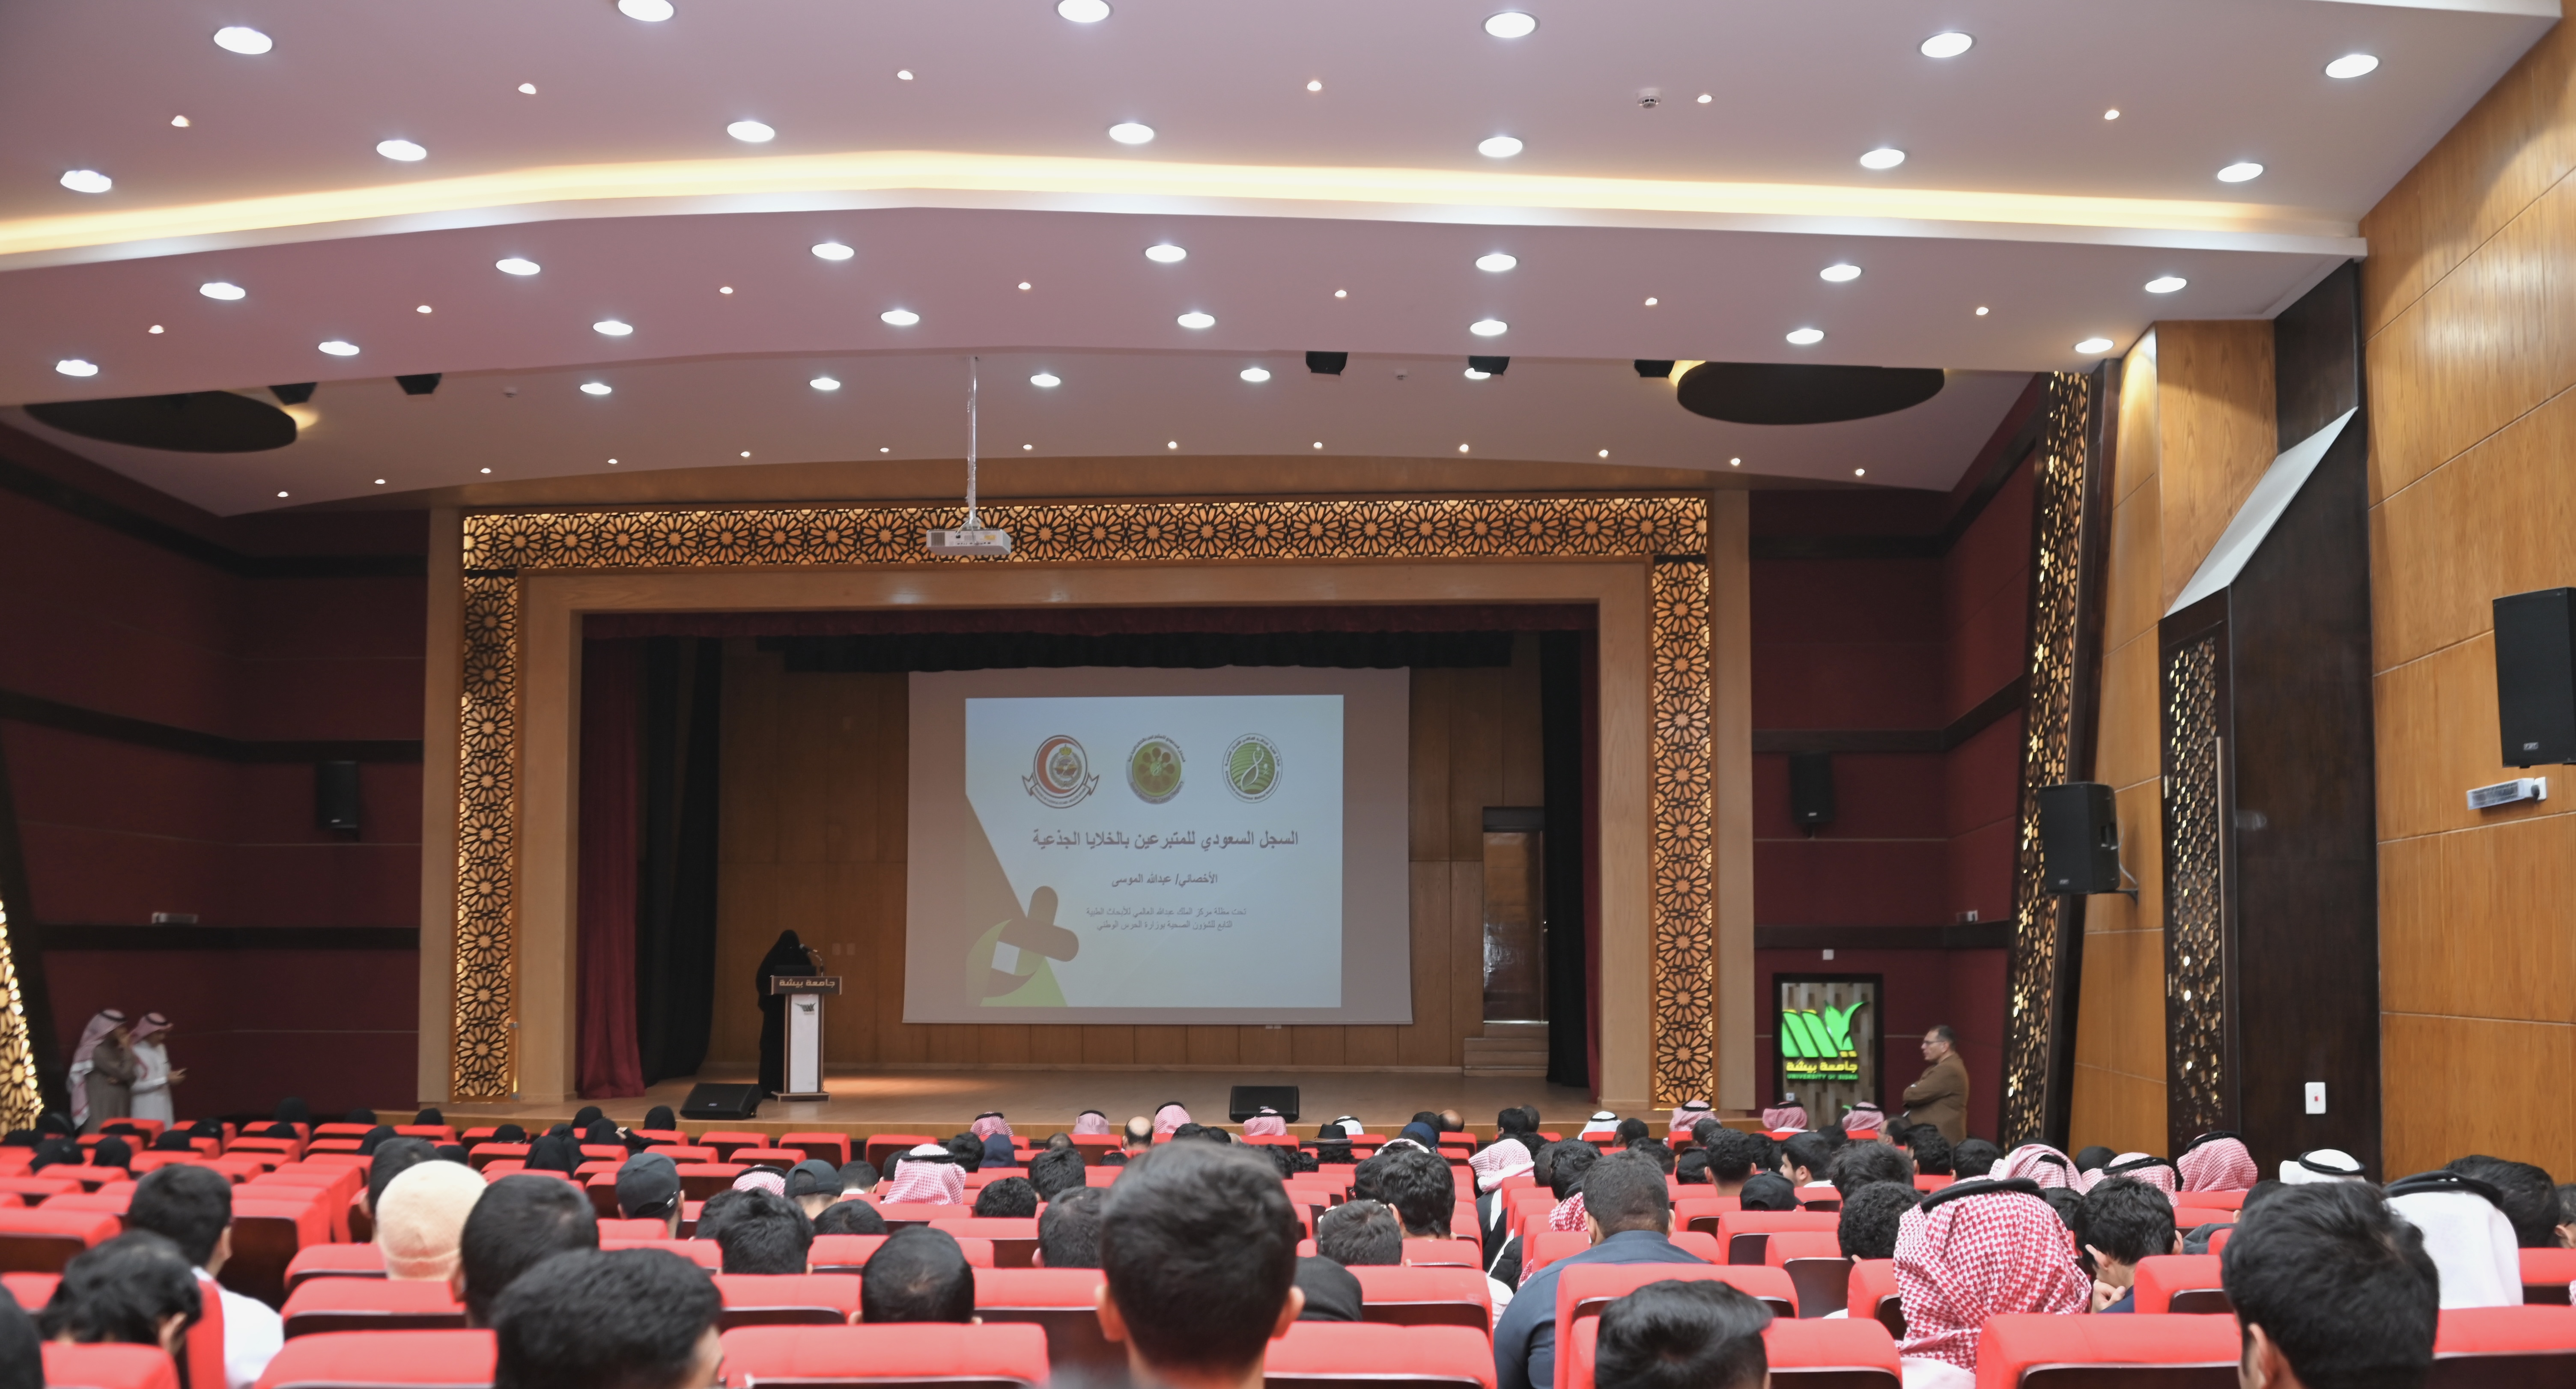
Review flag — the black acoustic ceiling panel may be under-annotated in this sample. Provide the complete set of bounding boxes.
[1675,361,1946,425]
[26,390,298,452]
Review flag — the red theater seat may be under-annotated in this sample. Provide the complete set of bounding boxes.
[2429,1305,2576,1386]
[0,1176,84,1204]
[392,1126,456,1142]
[678,1163,751,1201]
[1404,1238,1483,1269]
[1766,1232,1852,1317]
[1674,1197,1740,1236]
[42,1192,131,1227]
[305,1140,363,1155]
[253,1329,496,1389]
[1348,1265,1493,1330]
[600,1238,725,1270]
[0,1207,119,1272]
[225,1195,335,1306]
[1714,1211,1841,1265]
[813,1233,996,1271]
[1,1270,57,1307]
[1083,1166,1123,1188]
[1565,1315,1899,1389]
[2519,1249,2576,1305]
[1268,1322,1497,1389]
[464,1144,528,1172]
[579,1144,629,1163]
[713,1272,862,1329]
[284,1244,388,1292]
[279,1279,469,1338]
[973,1267,1119,1377]
[1913,1175,1954,1192]
[779,1133,853,1166]
[40,1343,180,1389]
[1847,1260,1901,1339]
[875,1202,975,1226]
[2132,1255,2230,1314]
[732,1147,802,1171]
[599,1216,673,1240]
[695,1132,768,1161]
[1976,1311,2240,1388]
[1556,1264,1797,1372]
[1520,1231,1589,1281]
[719,1321,1050,1389]
[938,1216,1040,1267]
[2179,1190,2246,1210]
[865,1135,937,1169]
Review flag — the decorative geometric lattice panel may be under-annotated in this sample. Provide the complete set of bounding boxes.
[2163,635,2227,1143]
[451,495,1715,1103]
[2001,373,2095,1149]
[0,896,42,1131]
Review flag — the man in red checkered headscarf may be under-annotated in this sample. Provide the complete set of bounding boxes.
[1893,1180,2089,1388]
[2176,1131,2259,1192]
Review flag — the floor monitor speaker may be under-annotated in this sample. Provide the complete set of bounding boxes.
[2495,588,2576,766]
[681,1082,762,1121]
[1228,1085,1300,1122]
[2037,782,2120,894]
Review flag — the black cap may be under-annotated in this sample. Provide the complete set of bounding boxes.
[786,1158,844,1199]
[617,1152,682,1215]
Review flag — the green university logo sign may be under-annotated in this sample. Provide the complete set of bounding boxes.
[1780,1000,1866,1083]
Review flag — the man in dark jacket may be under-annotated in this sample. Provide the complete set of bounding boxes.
[1900,1024,1971,1145]
[1493,1153,1708,1389]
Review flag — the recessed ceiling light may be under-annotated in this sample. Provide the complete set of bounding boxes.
[171,115,191,127]
[1729,457,1741,465]
[896,69,914,80]
[148,325,163,334]
[1464,367,1491,380]
[1975,306,1990,316]
[812,241,855,261]
[617,0,675,20]
[198,281,246,301]
[1307,80,1323,92]
[720,286,733,294]
[881,309,920,325]
[416,304,432,313]
[496,257,540,275]
[277,491,289,498]
[1476,253,1518,272]
[1478,136,1524,158]
[1109,122,1156,145]
[1858,147,1905,170]
[1854,468,1866,477]
[1167,441,1178,449]
[2144,275,2188,294]
[607,459,617,465]
[212,26,273,54]
[59,170,112,194]
[880,447,890,453]
[375,479,387,485]
[1023,444,1034,450]
[1785,327,1825,345]
[376,140,427,162]
[1145,244,1187,263]
[740,451,751,457]
[1030,372,1062,387]
[1484,12,1536,39]
[1598,449,1609,458]
[1458,444,1471,452]
[1177,311,1215,329]
[2075,337,2115,354]
[1240,366,1272,382]
[1058,0,1111,21]
[2103,109,2120,121]
[1919,32,1972,58]
[1470,318,1507,337]
[54,359,98,377]
[1019,281,1032,290]
[1313,441,1323,448]
[2216,161,2264,183]
[727,120,775,143]
[1333,289,1347,298]
[1696,93,1711,104]
[480,467,492,473]
[318,340,359,356]
[2325,54,2379,80]
[810,376,841,390]
[1819,263,1861,283]
[580,382,612,396]
[594,319,634,336]
[518,83,537,95]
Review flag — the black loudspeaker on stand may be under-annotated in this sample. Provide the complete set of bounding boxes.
[1228,1085,1300,1122]
[2037,782,2123,895]
[681,1082,762,1121]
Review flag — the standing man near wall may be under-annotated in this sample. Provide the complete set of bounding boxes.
[1901,1025,1970,1144]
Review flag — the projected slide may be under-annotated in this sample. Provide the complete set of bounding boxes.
[906,667,1411,1025]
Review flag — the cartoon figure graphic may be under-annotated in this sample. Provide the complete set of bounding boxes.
[968,885,1082,1007]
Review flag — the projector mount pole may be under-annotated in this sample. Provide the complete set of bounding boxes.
[924,353,1011,554]
[963,353,981,530]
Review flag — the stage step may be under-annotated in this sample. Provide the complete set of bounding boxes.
[1462,1022,1550,1076]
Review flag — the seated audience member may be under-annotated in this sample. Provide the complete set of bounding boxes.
[89,1136,133,1175]
[2447,1154,2560,1247]
[1374,1146,1456,1239]
[712,1189,814,1275]
[0,1286,38,1389]
[885,1143,967,1204]
[1829,1141,1914,1198]
[492,1248,721,1389]
[971,1112,1014,1169]
[1626,1137,1677,1175]
[1470,1112,1539,1220]
[784,1159,842,1218]
[27,1137,79,1172]
[1674,1150,1712,1185]
[813,1199,889,1236]
[838,1159,879,1192]
[1438,1109,1468,1136]
[1780,1133,1837,1191]
[2090,1154,2178,1199]
[1841,1102,1886,1138]
[1995,1144,2081,1190]
[1315,1200,1404,1266]
[862,1225,976,1324]
[2072,1145,2117,1177]
[457,1174,601,1326]
[1243,1106,1289,1137]
[378,1159,489,1282]
[1697,1129,1770,1198]
[2223,1183,2436,1389]
[617,1153,684,1237]
[2386,1170,2520,1308]
[1073,1109,1113,1137]
[2278,1148,2366,1185]
[525,1134,582,1175]
[974,1175,1040,1219]
[1036,1186,1104,1268]
[2073,1176,2179,1313]
[1950,1139,2000,1179]
[2557,1183,2576,1248]
[1909,1129,1955,1177]
[1098,1143,1304,1387]
[1670,1099,1715,1140]
[125,1164,283,1387]
[1254,1145,1300,1181]
[1123,1116,1157,1157]
[364,1137,439,1216]
[2039,1187,2086,1231]
[1893,1180,2088,1386]
[1043,1132,1074,1152]
[1327,1115,1368,1139]
[1614,1118,1651,1147]
[1294,1255,1364,1323]
[358,1125,398,1156]
[1544,1142,1601,1230]
[1737,1173,1801,1213]
[37,1232,203,1359]
[1153,1102,1193,1138]
[732,1168,787,1201]
[1578,1111,1622,1142]
[1761,1094,1808,1131]
[943,1132,987,1173]
[489,1123,528,1145]
[2184,1179,2286,1255]
[1495,1154,1706,1389]
[1837,1181,1922,1261]
[1594,1279,1772,1389]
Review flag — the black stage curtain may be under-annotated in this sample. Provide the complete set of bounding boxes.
[1539,631,1595,1091]
[764,629,1514,672]
[633,636,724,1086]
[589,603,1594,641]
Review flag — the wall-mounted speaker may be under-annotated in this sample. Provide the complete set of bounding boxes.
[2495,588,2576,766]
[1305,352,1348,375]
[2038,782,2120,894]
[1787,751,1835,829]
[316,760,360,832]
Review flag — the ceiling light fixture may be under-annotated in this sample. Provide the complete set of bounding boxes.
[1108,122,1156,145]
[277,491,289,498]
[1470,318,1507,337]
[1333,289,1348,298]
[1167,441,1178,449]
[376,479,388,485]
[1476,252,1517,272]
[2075,337,2115,354]
[1031,372,1061,387]
[1484,12,1536,38]
[2216,161,2264,182]
[54,359,98,377]
[881,309,921,325]
[1785,327,1825,345]
[198,281,246,301]
[896,69,914,80]
[416,304,432,313]
[810,376,841,390]
[1177,311,1215,329]
[727,120,775,143]
[2103,109,2120,120]
[1018,281,1031,290]
[1919,32,1972,58]
[1854,468,1866,477]
[720,286,733,294]
[617,0,675,20]
[496,257,540,275]
[318,340,359,356]
[1644,297,1658,306]
[1464,367,1490,380]
[1696,93,1711,104]
[812,241,855,260]
[1306,80,1323,92]
[581,382,612,396]
[1023,444,1033,450]
[594,319,634,335]
[480,467,492,473]
[148,325,163,334]
[1858,147,1905,170]
[1058,0,1111,21]
[1240,367,1271,382]
[212,26,273,53]
[171,115,191,127]
[2325,54,2379,80]
[2144,275,2188,294]
[1458,444,1471,452]
[1729,457,1741,466]
[1819,263,1861,282]
[1313,441,1323,448]
[1598,449,1609,458]
[741,451,751,457]
[1975,306,1990,316]
[1145,243,1187,263]
[376,139,427,161]
[59,170,112,194]
[518,83,537,95]
[1478,135,1524,158]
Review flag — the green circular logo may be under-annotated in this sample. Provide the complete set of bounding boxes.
[1127,735,1185,804]
[1224,734,1281,802]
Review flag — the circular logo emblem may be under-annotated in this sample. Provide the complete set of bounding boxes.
[1224,734,1282,802]
[1024,735,1097,808]
[1127,735,1185,804]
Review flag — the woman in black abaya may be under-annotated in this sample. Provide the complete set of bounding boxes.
[755,929,817,1097]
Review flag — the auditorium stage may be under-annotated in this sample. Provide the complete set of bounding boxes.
[434,1067,1605,1137]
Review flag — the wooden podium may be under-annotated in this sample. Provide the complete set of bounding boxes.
[766,974,842,1102]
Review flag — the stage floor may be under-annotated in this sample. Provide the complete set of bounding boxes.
[436,1066,1601,1137]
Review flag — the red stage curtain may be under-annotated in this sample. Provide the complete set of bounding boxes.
[576,638,646,1097]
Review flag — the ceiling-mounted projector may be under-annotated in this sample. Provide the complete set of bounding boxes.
[924,355,1011,557]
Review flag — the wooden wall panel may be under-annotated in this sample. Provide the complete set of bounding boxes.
[2156,321,2279,613]
[2382,1013,2575,1178]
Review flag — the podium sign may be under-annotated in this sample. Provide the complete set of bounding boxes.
[766,974,843,1101]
